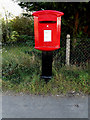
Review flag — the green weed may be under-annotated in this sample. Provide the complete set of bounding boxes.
[2,44,90,95]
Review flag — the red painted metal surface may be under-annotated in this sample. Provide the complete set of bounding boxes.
[32,10,64,51]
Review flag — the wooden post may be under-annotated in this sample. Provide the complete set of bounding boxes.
[66,34,70,66]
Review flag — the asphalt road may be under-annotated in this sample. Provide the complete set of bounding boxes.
[1,92,88,118]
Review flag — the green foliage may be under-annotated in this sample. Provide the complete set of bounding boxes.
[1,2,89,95]
[2,16,34,43]
[2,44,89,95]
[1,18,7,42]
[10,16,33,36]
[70,38,90,64]
[19,2,90,38]
[19,35,34,46]
[53,47,66,66]
[2,44,41,84]
[9,31,19,42]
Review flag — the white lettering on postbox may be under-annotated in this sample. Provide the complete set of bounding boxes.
[44,30,51,42]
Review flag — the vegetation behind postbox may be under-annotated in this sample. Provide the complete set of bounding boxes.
[1,2,89,95]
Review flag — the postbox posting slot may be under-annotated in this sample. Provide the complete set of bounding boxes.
[39,21,56,23]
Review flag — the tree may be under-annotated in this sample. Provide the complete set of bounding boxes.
[10,16,33,36]
[2,15,34,43]
[1,7,13,43]
[1,18,7,43]
[18,2,89,38]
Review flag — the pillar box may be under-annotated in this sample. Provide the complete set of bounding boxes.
[32,10,64,51]
[32,10,64,80]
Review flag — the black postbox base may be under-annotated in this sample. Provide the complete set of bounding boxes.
[41,51,53,80]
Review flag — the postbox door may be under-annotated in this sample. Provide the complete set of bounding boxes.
[38,21,57,48]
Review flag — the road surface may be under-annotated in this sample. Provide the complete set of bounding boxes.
[1,92,88,118]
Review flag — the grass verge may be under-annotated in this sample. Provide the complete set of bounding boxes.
[2,44,90,95]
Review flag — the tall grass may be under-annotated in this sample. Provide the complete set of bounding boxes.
[2,43,90,95]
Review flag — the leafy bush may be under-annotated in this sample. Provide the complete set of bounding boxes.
[1,16,34,43]
[10,16,33,36]
[9,31,19,42]
[53,47,66,67]
[19,35,34,46]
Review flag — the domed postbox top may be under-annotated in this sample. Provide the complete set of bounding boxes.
[32,10,64,17]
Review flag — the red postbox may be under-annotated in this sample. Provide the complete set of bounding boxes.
[32,10,64,51]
